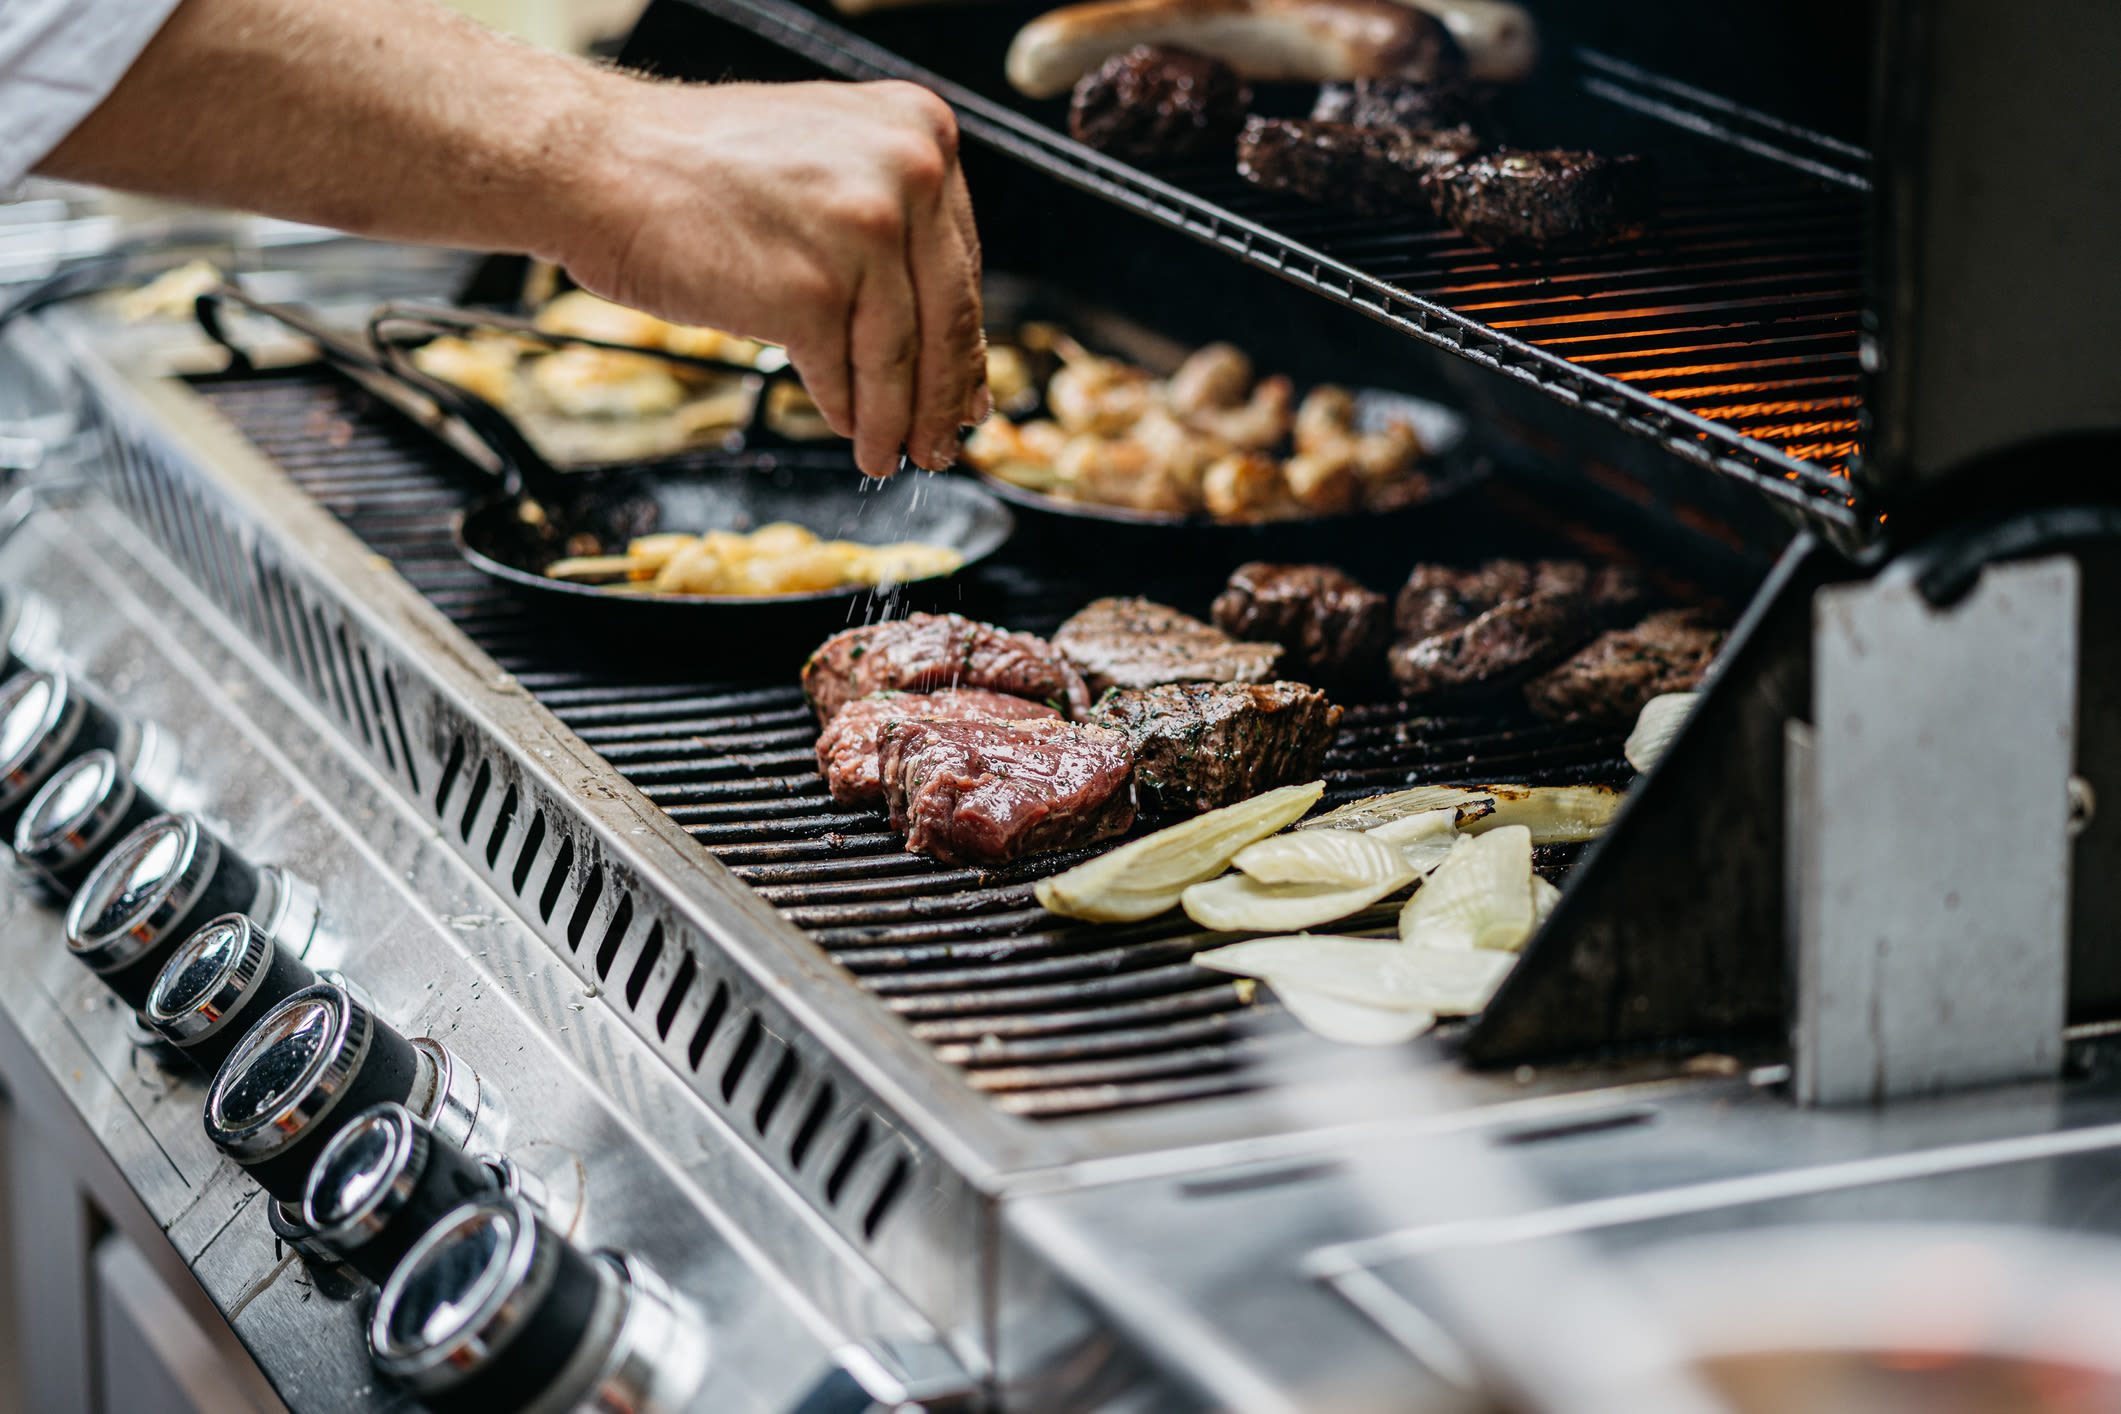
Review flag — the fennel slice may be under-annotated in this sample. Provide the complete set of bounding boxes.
[1273,983,1438,1045]
[1034,781,1325,923]
[1625,691,1700,774]
[1194,936,1514,1014]
[1181,867,1414,934]
[1233,829,1410,887]
[1399,825,1535,951]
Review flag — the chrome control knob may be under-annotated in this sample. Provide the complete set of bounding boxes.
[142,914,318,1074]
[302,1102,500,1285]
[0,670,123,837]
[64,813,263,1012]
[371,1195,707,1414]
[204,981,476,1202]
[14,748,166,897]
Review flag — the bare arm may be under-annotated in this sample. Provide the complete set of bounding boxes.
[41,0,985,474]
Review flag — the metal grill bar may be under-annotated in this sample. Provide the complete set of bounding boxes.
[198,370,1645,1116]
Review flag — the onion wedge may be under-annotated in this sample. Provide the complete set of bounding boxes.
[1182,868,1414,933]
[1625,692,1700,774]
[1530,873,1562,927]
[1274,984,1437,1046]
[1400,825,1535,950]
[1194,935,1514,1014]
[1233,830,1410,886]
[1305,784,1620,843]
[1366,807,1464,875]
[1036,781,1325,922]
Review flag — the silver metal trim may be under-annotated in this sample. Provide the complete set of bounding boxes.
[269,1195,345,1265]
[13,746,133,874]
[576,1253,710,1414]
[369,1194,557,1392]
[483,1154,548,1216]
[63,812,219,974]
[143,911,275,1045]
[204,982,375,1163]
[304,1101,429,1251]
[0,668,82,809]
[249,863,320,957]
[409,1036,483,1149]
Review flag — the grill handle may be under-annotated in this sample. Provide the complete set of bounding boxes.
[193,284,572,507]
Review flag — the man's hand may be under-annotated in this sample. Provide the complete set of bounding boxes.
[40,0,986,477]
[564,80,985,477]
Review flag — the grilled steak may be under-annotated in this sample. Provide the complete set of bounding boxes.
[1237,116,1482,219]
[1393,558,1629,638]
[1524,608,1726,724]
[803,613,1091,724]
[816,689,1062,807]
[1054,597,1282,696]
[1311,77,1491,136]
[1389,593,1598,702]
[1432,148,1656,253]
[1211,562,1391,681]
[879,717,1135,865]
[1088,680,1340,812]
[1069,45,1252,161]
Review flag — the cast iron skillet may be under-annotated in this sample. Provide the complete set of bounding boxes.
[193,286,1015,666]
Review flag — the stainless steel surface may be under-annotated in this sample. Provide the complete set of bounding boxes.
[1795,557,2076,1103]
[407,1036,481,1149]
[583,1253,711,1414]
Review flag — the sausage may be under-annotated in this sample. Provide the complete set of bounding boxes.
[1006,0,1461,100]
[1397,0,1536,82]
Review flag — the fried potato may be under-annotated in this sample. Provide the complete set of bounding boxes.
[530,348,686,418]
[412,334,523,410]
[533,291,670,347]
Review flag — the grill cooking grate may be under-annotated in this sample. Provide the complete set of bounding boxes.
[198,370,1634,1116]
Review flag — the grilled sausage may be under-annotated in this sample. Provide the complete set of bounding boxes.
[1399,0,1536,82]
[1006,0,1462,100]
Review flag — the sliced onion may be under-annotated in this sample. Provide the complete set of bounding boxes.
[1194,935,1515,1014]
[1182,867,1413,933]
[1234,829,1410,887]
[1367,808,1463,876]
[1625,692,1700,774]
[1273,982,1438,1045]
[1035,781,1324,922]
[1530,873,1561,928]
[1307,784,1619,843]
[1400,825,1535,951]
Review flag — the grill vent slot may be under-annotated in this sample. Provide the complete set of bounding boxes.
[594,892,634,975]
[624,918,663,1007]
[689,979,729,1069]
[382,670,419,792]
[542,837,577,924]
[654,945,692,1038]
[825,1120,871,1207]
[789,1082,834,1171]
[863,1156,911,1240]
[337,624,373,746]
[434,737,466,817]
[458,760,492,844]
[721,1013,763,1102]
[486,785,517,867]
[356,647,396,771]
[512,811,546,895]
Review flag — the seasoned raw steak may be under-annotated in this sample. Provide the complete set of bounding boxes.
[1311,77,1491,136]
[1432,149,1656,253]
[1088,681,1340,812]
[1236,116,1481,219]
[1211,562,1391,681]
[878,718,1135,865]
[816,689,1063,807]
[1524,608,1726,724]
[1054,597,1281,696]
[803,613,1091,723]
[1069,45,1252,161]
[1389,594,1597,703]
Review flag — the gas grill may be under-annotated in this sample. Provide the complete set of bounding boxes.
[4,2,2121,1411]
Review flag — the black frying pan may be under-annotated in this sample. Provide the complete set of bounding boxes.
[192,287,1015,667]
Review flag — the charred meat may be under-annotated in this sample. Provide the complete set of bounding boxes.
[1311,76,1492,136]
[1524,608,1726,724]
[1054,597,1282,696]
[1211,562,1391,681]
[1237,116,1482,219]
[1068,45,1253,161]
[879,717,1135,865]
[803,613,1091,723]
[1088,680,1341,812]
[815,688,1063,807]
[1395,558,1638,639]
[1389,593,1597,703]
[1432,148,1656,253]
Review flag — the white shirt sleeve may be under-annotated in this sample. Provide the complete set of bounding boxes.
[0,0,187,189]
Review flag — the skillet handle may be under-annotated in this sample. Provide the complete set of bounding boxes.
[193,284,565,506]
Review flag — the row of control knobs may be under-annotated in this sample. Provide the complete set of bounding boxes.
[0,662,708,1414]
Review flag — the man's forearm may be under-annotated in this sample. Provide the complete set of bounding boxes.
[40,0,616,264]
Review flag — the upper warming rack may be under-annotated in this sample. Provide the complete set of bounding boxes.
[662,0,1873,534]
